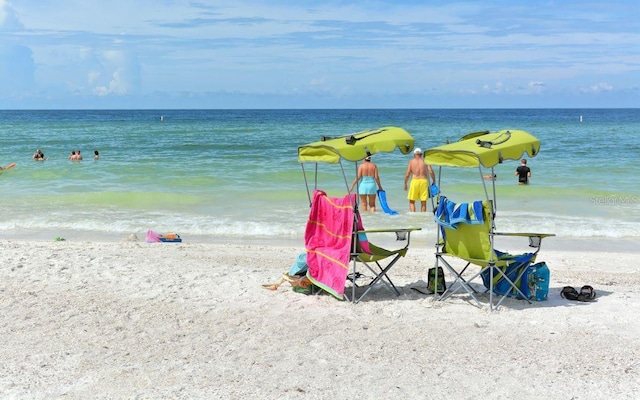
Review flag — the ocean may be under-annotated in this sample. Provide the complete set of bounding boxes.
[1,109,639,243]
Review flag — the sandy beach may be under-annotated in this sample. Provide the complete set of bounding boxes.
[1,237,639,399]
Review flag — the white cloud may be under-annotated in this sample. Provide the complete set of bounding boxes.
[91,50,141,96]
[527,81,545,94]
[480,80,547,96]
[309,77,326,86]
[483,82,504,94]
[579,82,613,94]
[0,1,36,97]
[98,68,132,95]
[0,0,23,30]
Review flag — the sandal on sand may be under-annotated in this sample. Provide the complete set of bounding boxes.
[261,275,286,291]
[282,273,303,284]
[578,285,596,302]
[560,286,580,301]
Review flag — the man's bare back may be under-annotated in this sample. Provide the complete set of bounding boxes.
[407,158,428,178]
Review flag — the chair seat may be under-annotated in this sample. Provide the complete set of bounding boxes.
[450,250,535,268]
[355,243,409,262]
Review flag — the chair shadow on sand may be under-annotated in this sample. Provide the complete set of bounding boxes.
[406,280,609,309]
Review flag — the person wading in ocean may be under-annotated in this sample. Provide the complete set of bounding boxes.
[403,148,436,212]
[350,155,383,212]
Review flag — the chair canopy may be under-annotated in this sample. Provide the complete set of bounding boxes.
[424,129,539,168]
[298,126,415,164]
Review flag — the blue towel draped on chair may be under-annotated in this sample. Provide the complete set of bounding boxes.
[434,195,484,229]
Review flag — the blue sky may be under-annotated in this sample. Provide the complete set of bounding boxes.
[1,0,638,109]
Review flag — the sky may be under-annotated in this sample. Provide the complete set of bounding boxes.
[0,0,638,109]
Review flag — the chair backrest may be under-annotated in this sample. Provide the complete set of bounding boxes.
[353,207,372,254]
[442,200,494,263]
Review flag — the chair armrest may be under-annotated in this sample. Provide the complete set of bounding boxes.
[494,232,555,238]
[359,227,422,234]
[358,227,421,241]
[494,232,555,248]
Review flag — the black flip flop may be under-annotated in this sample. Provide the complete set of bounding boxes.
[578,285,596,302]
[560,286,580,301]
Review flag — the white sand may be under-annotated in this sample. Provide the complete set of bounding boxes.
[1,238,639,399]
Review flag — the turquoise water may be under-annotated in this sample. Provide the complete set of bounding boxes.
[1,109,639,241]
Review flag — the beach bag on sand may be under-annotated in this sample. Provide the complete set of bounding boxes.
[427,267,446,294]
[289,252,308,276]
[481,263,529,298]
[522,262,550,301]
[481,261,549,301]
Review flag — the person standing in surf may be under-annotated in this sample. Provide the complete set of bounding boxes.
[349,155,383,212]
[515,158,531,185]
[404,148,436,212]
[32,149,46,160]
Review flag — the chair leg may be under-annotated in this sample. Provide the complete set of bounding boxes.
[439,259,536,310]
[488,264,533,309]
[437,257,483,307]
[370,260,400,295]
[352,255,403,303]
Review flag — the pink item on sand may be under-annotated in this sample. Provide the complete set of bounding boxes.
[146,230,162,243]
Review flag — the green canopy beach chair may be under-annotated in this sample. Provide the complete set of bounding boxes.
[434,196,553,308]
[424,130,555,310]
[299,127,421,302]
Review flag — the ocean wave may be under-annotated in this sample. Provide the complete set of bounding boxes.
[1,205,638,240]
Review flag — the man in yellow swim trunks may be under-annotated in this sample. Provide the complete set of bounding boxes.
[403,148,436,212]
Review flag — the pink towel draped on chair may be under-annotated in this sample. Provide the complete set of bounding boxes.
[305,190,355,299]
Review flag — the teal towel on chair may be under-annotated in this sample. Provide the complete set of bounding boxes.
[434,196,484,229]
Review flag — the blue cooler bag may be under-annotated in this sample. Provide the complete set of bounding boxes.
[481,261,549,301]
[523,262,550,301]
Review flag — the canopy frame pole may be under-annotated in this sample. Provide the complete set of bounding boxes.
[490,166,497,214]
[434,165,444,247]
[488,197,498,311]
[300,162,324,208]
[479,165,490,202]
[343,159,360,303]
[351,160,360,198]
[478,166,498,215]
[300,163,312,207]
[350,160,357,303]
[429,163,443,212]
[315,163,319,192]
[339,159,351,196]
